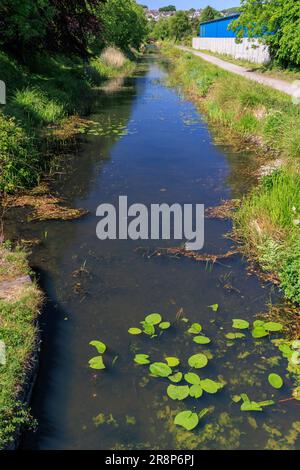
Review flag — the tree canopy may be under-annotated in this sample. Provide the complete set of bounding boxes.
[199,6,221,23]
[98,0,148,51]
[231,0,300,67]
[0,0,148,59]
[159,5,176,12]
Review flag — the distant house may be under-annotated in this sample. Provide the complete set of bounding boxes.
[193,13,270,64]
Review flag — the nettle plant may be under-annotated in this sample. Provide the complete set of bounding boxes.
[88,310,294,432]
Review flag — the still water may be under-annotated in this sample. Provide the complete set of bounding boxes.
[9,57,299,449]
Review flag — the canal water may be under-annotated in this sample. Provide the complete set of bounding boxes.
[8,56,299,449]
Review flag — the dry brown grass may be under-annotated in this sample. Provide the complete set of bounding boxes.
[101,47,127,69]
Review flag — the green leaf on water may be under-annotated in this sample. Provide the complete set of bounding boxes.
[165,357,180,367]
[168,372,183,383]
[149,362,172,377]
[187,323,202,334]
[89,356,105,370]
[89,341,106,354]
[252,326,269,338]
[201,379,223,394]
[174,410,199,431]
[159,322,171,330]
[128,328,142,335]
[225,332,246,340]
[198,408,210,420]
[167,385,189,400]
[184,372,201,385]
[232,319,250,330]
[209,304,219,312]
[188,353,208,369]
[193,335,211,345]
[189,384,203,398]
[264,322,283,332]
[268,373,283,389]
[145,313,162,325]
[241,401,263,412]
[134,354,150,365]
[141,321,155,336]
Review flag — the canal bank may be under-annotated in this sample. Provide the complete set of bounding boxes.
[163,45,300,310]
[2,54,299,450]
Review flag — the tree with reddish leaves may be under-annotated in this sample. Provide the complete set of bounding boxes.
[0,0,105,59]
[46,0,105,57]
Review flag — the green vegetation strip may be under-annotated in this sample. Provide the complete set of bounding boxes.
[163,45,300,305]
[0,245,42,449]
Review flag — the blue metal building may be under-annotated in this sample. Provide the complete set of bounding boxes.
[199,13,245,39]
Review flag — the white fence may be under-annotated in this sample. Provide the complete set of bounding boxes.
[192,37,270,65]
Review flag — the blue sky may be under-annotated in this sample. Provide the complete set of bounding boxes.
[144,1,240,9]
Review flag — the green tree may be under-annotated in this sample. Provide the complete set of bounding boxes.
[99,0,148,50]
[159,5,176,12]
[169,11,192,42]
[231,0,300,67]
[152,18,172,41]
[199,5,221,23]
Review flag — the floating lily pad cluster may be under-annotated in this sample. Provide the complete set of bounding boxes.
[128,313,170,338]
[89,341,107,370]
[225,319,283,340]
[88,308,290,433]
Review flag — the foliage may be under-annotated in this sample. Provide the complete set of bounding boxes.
[0,0,105,58]
[199,6,221,23]
[159,5,176,12]
[0,246,42,448]
[231,0,300,67]
[98,0,148,51]
[151,11,192,42]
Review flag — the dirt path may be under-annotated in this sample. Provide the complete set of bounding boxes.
[178,46,296,97]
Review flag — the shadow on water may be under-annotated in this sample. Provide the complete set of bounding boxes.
[4,55,299,450]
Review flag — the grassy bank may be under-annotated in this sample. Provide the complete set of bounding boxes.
[193,49,300,84]
[163,45,300,305]
[0,47,135,193]
[0,244,42,449]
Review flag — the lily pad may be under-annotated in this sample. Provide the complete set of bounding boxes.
[232,319,250,330]
[89,340,106,354]
[159,322,171,330]
[184,372,201,385]
[268,373,283,389]
[89,356,105,370]
[188,353,208,369]
[264,322,283,332]
[134,354,150,365]
[128,328,142,335]
[187,323,202,334]
[141,321,155,336]
[165,357,180,367]
[167,385,189,400]
[145,313,162,325]
[189,384,203,398]
[149,362,172,377]
[193,335,211,345]
[174,410,199,431]
[201,379,223,394]
[168,372,183,383]
[252,326,268,338]
[225,332,246,340]
[209,304,219,312]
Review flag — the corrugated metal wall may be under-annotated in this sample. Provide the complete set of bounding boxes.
[200,14,246,39]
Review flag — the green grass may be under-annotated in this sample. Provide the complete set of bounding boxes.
[163,45,300,304]
[194,49,300,84]
[0,50,135,193]
[0,245,42,449]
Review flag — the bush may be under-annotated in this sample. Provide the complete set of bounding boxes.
[0,114,39,192]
